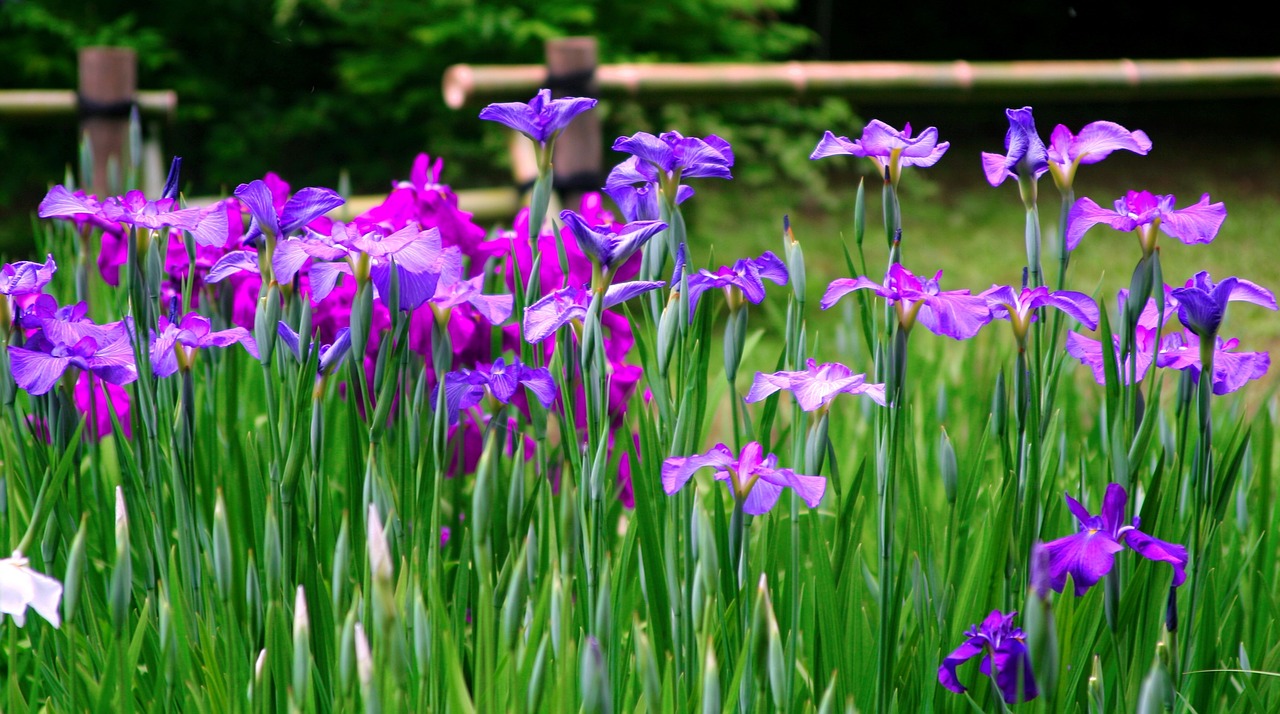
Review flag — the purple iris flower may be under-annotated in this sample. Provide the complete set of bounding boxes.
[1066,191,1226,255]
[437,357,557,424]
[37,186,118,235]
[982,107,1049,187]
[661,441,825,515]
[810,120,949,185]
[427,247,513,325]
[744,358,887,411]
[939,610,1038,704]
[612,131,735,186]
[478,88,597,145]
[1157,330,1270,395]
[149,312,258,379]
[1169,271,1276,339]
[1041,483,1187,596]
[39,185,227,248]
[821,264,992,340]
[559,209,668,280]
[522,281,665,344]
[1,255,57,297]
[235,179,344,245]
[8,303,137,395]
[1046,121,1151,189]
[1065,325,1167,386]
[604,157,695,221]
[277,322,353,377]
[980,285,1099,347]
[685,251,788,317]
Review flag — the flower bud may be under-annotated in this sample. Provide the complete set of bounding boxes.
[354,622,377,707]
[332,512,350,612]
[691,561,706,630]
[939,427,958,505]
[255,285,283,366]
[657,294,680,376]
[702,638,720,714]
[63,515,88,622]
[264,499,282,598]
[1023,589,1058,700]
[853,178,866,248]
[110,487,132,634]
[783,215,806,303]
[695,506,718,597]
[580,636,611,714]
[634,622,662,709]
[292,586,311,703]
[245,551,262,637]
[349,282,374,361]
[527,635,550,711]
[507,452,526,540]
[1165,586,1178,634]
[1087,655,1105,714]
[550,571,565,658]
[992,369,1008,438]
[501,554,528,652]
[412,588,430,676]
[723,306,748,383]
[1136,645,1173,714]
[593,560,611,645]
[213,489,233,603]
[339,596,359,692]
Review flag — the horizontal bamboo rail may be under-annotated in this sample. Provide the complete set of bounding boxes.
[0,90,179,118]
[443,57,1280,108]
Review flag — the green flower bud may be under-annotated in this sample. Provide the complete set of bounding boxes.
[264,499,282,598]
[413,589,430,676]
[110,487,132,635]
[245,551,262,637]
[213,489,233,603]
[939,427,958,505]
[527,635,550,712]
[292,586,311,703]
[634,623,662,709]
[63,515,88,622]
[702,639,720,714]
[580,636,611,714]
[723,306,748,384]
[339,596,359,692]
[332,512,350,613]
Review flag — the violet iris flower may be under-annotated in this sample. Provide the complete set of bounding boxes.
[939,610,1038,704]
[611,131,734,192]
[1041,483,1187,596]
[810,120,949,186]
[235,179,344,245]
[1065,326,1166,387]
[1157,330,1270,395]
[39,186,228,249]
[821,264,992,340]
[604,157,695,221]
[982,107,1049,188]
[1046,121,1151,190]
[744,358,887,411]
[437,357,557,424]
[478,88,597,145]
[559,209,667,282]
[1066,190,1226,255]
[685,251,788,317]
[149,312,258,379]
[980,285,1099,347]
[1169,271,1276,339]
[661,441,825,515]
[1,255,56,298]
[277,322,353,378]
[523,282,665,344]
[8,304,137,395]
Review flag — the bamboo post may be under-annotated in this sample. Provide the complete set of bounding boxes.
[78,47,137,196]
[545,37,601,211]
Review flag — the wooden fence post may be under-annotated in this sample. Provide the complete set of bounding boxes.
[545,37,602,211]
[78,47,137,196]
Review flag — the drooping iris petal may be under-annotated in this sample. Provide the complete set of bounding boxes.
[660,443,737,496]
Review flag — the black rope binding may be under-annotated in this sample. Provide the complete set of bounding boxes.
[76,94,137,120]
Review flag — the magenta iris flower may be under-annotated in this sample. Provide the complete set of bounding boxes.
[1157,330,1270,395]
[1169,270,1276,339]
[478,88,597,145]
[149,312,258,379]
[1066,191,1226,254]
[744,358,886,411]
[939,610,1038,704]
[559,209,667,279]
[685,251,788,317]
[8,302,137,395]
[74,372,131,441]
[522,282,665,344]
[821,264,992,340]
[235,179,344,245]
[611,131,735,186]
[982,107,1048,187]
[1065,325,1167,386]
[427,247,513,325]
[437,357,557,424]
[661,441,825,515]
[810,120,949,185]
[1046,121,1151,189]
[981,284,1099,346]
[1041,483,1187,596]
[1,255,56,297]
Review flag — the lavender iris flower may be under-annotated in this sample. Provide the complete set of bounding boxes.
[1065,326,1166,386]
[277,322,353,377]
[427,247,513,325]
[1066,190,1226,255]
[39,185,226,247]
[478,88,597,145]
[522,281,665,344]
[1157,330,1270,395]
[559,209,668,281]
[604,157,695,221]
[982,107,1049,187]
[810,120,949,185]
[938,610,1038,704]
[8,302,137,395]
[822,264,992,340]
[149,312,258,379]
[437,357,557,424]
[980,285,1099,347]
[744,358,887,411]
[235,179,344,245]
[1041,483,1187,596]
[612,131,735,188]
[1046,121,1151,190]
[1169,271,1276,339]
[685,251,789,317]
[1,255,57,297]
[661,441,825,515]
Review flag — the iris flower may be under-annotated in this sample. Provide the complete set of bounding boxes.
[1065,326,1166,387]
[604,157,695,221]
[235,179,344,245]
[1041,483,1187,596]
[981,285,1099,347]
[478,88,597,145]
[821,264,992,340]
[437,357,557,424]
[522,282,665,344]
[685,251,789,317]
[1157,330,1270,395]
[149,312,259,379]
[1,255,57,298]
[810,120,949,186]
[661,441,825,515]
[611,131,735,194]
[982,107,1048,188]
[1169,271,1276,339]
[277,323,353,378]
[744,359,886,411]
[8,300,137,395]
[939,610,1037,704]
[559,209,667,283]
[1066,190,1226,255]
[426,247,513,326]
[1046,121,1151,190]
[0,552,63,628]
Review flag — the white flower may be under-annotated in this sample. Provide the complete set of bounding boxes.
[0,551,63,628]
